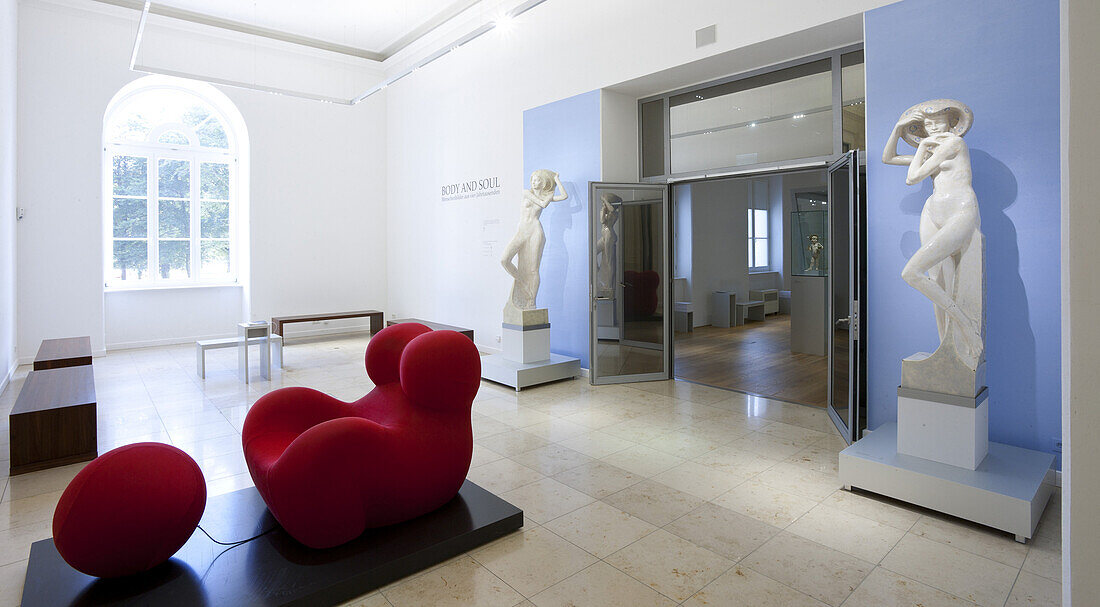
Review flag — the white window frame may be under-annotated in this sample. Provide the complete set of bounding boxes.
[748,206,769,271]
[103,83,239,289]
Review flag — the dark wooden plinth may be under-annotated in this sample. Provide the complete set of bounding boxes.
[9,366,97,475]
[386,318,475,341]
[33,337,92,371]
[271,310,384,337]
[22,480,523,607]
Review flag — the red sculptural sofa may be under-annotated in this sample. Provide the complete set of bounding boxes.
[242,323,482,549]
[624,269,660,319]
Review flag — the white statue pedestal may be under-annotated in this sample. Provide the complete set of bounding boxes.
[897,386,989,470]
[502,308,550,364]
[482,308,580,391]
[839,423,1054,543]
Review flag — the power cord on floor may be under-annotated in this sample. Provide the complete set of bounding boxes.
[195,524,276,582]
[195,523,274,547]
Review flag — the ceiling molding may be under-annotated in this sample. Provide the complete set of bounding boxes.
[379,0,481,58]
[93,0,491,62]
[125,0,551,105]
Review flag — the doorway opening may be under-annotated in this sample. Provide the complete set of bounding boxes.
[670,168,830,407]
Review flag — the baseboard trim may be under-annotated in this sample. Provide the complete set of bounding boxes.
[0,360,16,398]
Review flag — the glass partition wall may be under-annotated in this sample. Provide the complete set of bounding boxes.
[640,46,864,181]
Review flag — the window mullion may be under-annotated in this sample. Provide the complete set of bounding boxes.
[190,153,199,282]
[148,152,158,283]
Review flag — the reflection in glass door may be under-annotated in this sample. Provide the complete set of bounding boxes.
[827,151,867,443]
[589,183,671,384]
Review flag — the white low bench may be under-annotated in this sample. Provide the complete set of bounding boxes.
[197,335,282,379]
[735,300,766,325]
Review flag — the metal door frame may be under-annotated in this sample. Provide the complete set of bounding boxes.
[589,182,673,385]
[826,150,864,443]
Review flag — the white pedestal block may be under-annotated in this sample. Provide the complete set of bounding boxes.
[897,386,989,470]
[502,325,550,364]
[596,300,619,340]
[840,423,1054,542]
[481,353,580,391]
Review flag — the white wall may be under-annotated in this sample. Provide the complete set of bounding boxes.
[382,0,893,350]
[673,185,692,295]
[687,178,752,326]
[0,0,16,388]
[16,0,387,356]
[600,90,639,183]
[1063,0,1100,601]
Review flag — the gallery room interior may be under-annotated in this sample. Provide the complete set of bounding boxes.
[1,0,1098,605]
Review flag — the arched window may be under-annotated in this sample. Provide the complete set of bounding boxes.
[103,76,246,287]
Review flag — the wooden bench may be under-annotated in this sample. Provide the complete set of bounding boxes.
[33,336,92,370]
[386,318,474,341]
[271,310,384,338]
[196,335,283,379]
[9,365,97,475]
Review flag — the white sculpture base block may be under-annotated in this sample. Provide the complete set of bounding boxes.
[897,386,989,470]
[481,352,581,391]
[596,300,619,340]
[839,423,1054,542]
[502,324,551,364]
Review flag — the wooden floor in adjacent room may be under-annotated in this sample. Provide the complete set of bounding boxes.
[674,314,828,408]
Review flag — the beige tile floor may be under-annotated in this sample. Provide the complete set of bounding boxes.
[0,333,1062,607]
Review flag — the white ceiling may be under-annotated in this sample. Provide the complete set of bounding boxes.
[150,0,482,55]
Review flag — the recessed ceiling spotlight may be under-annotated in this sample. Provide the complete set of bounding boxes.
[695,94,704,100]
[749,122,757,127]
[793,113,805,119]
[494,13,514,31]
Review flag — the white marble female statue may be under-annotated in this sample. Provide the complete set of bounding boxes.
[805,234,823,272]
[595,193,621,297]
[500,169,567,320]
[883,99,985,373]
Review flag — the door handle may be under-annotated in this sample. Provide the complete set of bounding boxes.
[835,317,851,330]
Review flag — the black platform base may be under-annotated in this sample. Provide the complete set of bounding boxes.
[22,480,523,606]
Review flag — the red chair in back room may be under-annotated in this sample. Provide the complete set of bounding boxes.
[241,323,482,549]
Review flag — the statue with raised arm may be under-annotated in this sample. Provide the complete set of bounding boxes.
[883,99,985,392]
[501,169,567,322]
[595,193,621,297]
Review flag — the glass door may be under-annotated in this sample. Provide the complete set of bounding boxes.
[589,182,671,384]
[827,151,867,442]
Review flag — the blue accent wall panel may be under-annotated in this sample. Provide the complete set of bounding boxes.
[523,90,601,368]
[865,0,1060,463]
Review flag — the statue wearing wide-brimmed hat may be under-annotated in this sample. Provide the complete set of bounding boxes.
[883,98,985,396]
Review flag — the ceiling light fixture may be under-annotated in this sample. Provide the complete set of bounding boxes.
[494,13,515,31]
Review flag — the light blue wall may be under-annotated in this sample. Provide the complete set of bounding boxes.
[865,0,1061,462]
[523,90,602,368]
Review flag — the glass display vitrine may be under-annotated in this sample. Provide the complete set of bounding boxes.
[792,209,828,277]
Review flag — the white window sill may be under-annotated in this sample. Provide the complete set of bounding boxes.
[104,283,242,293]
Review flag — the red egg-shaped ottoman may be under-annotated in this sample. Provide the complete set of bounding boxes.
[52,442,207,578]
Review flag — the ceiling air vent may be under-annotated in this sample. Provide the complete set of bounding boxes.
[696,24,717,48]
